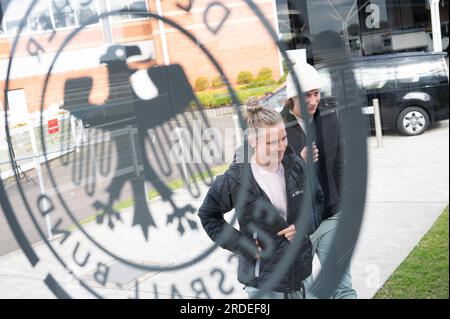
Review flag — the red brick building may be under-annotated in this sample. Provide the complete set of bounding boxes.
[0,0,281,118]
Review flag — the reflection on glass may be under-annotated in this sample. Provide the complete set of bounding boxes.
[304,0,360,62]
[278,0,311,53]
[0,0,100,35]
[276,0,291,35]
[2,0,30,35]
[260,87,286,113]
[29,0,53,32]
[359,63,395,90]
[358,0,390,31]
[76,0,99,25]
[129,0,147,19]
[52,0,77,28]
[396,58,448,86]
[0,2,4,35]
[318,68,333,97]
[108,0,147,22]
[316,67,346,110]
[280,0,447,60]
[400,0,429,30]
[109,0,130,21]
[352,67,364,89]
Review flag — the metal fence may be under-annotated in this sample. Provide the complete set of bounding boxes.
[1,112,78,180]
[0,105,246,181]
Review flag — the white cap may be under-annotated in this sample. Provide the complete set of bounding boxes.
[286,63,322,99]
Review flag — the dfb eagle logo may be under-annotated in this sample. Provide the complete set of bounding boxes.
[62,44,216,240]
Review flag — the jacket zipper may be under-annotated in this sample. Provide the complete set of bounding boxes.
[253,232,261,278]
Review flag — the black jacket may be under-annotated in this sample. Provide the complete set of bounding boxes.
[281,106,343,219]
[198,146,325,293]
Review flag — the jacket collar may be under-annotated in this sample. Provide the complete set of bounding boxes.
[227,143,298,204]
[281,105,322,128]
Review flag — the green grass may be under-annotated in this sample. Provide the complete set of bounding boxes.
[374,206,449,299]
[195,83,280,109]
[68,164,229,231]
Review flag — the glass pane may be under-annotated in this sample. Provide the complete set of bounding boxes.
[396,57,448,87]
[0,0,374,300]
[306,0,360,62]
[108,0,130,21]
[52,0,77,28]
[129,0,147,19]
[316,67,347,110]
[2,0,29,35]
[29,0,53,32]
[399,0,430,30]
[358,0,390,32]
[76,0,99,25]
[278,0,311,55]
[318,68,333,98]
[276,0,291,35]
[0,2,4,35]
[360,61,396,90]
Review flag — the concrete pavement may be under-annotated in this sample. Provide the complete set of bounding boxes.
[0,120,448,299]
[0,115,237,256]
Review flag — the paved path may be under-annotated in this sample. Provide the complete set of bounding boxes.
[0,121,448,299]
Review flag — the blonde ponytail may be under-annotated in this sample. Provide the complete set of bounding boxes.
[244,96,283,132]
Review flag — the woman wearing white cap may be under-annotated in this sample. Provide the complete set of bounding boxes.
[280,62,357,299]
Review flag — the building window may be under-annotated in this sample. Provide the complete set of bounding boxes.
[29,0,53,32]
[51,0,78,28]
[0,2,4,35]
[357,0,391,32]
[108,0,148,22]
[51,0,100,29]
[276,0,291,35]
[2,0,30,35]
[0,0,99,36]
[399,0,430,30]
[277,0,312,59]
[77,0,99,25]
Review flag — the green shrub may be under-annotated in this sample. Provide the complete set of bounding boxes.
[278,72,288,85]
[195,83,278,109]
[282,60,289,75]
[237,71,254,85]
[212,76,225,89]
[256,67,273,81]
[242,67,276,88]
[195,77,209,91]
[245,78,277,89]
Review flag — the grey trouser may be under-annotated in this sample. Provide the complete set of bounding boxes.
[304,213,357,299]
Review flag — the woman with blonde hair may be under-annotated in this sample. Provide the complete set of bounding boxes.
[198,98,324,299]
